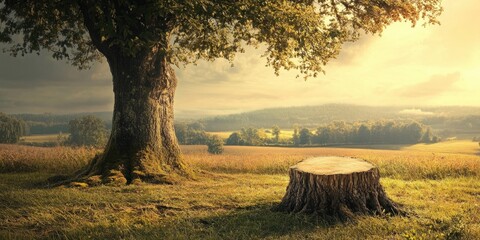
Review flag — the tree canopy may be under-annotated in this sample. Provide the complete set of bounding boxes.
[68,115,108,147]
[1,0,441,76]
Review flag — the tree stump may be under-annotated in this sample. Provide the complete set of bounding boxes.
[276,157,403,221]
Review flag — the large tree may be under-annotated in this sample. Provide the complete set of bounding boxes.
[0,0,441,185]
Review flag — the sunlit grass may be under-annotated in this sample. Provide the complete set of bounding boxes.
[20,133,69,143]
[1,142,479,239]
[206,131,233,139]
[184,145,480,180]
[1,173,478,239]
[207,130,294,141]
[403,140,480,155]
[0,144,98,173]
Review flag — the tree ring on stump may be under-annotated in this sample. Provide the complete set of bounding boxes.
[276,156,403,222]
[293,156,375,175]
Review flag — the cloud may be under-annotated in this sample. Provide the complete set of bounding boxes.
[2,1,480,116]
[0,85,113,113]
[0,50,113,113]
[176,61,232,84]
[331,34,375,66]
[0,52,110,87]
[396,72,461,98]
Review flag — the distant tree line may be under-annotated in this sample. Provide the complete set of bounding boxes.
[27,122,68,135]
[423,115,480,129]
[423,115,480,137]
[2,113,441,153]
[174,122,209,145]
[174,122,224,154]
[0,113,27,143]
[5,113,223,153]
[13,112,112,135]
[67,115,108,147]
[200,105,480,132]
[201,104,402,131]
[296,121,438,145]
[225,120,439,146]
[226,128,269,146]
[11,109,480,139]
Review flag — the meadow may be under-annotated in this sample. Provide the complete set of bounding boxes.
[20,134,67,144]
[1,141,479,239]
[207,130,295,142]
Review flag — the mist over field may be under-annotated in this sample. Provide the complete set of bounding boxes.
[10,104,480,142]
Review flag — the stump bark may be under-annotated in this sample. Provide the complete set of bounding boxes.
[276,156,403,221]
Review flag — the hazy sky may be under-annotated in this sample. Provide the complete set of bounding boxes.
[1,1,479,118]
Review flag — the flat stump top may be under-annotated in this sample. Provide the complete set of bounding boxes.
[292,156,375,175]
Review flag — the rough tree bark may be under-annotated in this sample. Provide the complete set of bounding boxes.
[276,157,403,221]
[62,46,190,186]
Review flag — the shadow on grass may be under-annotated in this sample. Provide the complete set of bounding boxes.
[64,204,337,240]
[185,205,326,238]
[0,172,58,189]
[0,173,60,211]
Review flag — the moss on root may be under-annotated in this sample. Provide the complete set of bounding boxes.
[48,152,192,187]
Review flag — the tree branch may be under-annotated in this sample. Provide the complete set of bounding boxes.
[76,0,111,57]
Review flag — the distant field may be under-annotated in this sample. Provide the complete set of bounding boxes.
[1,141,480,239]
[182,143,480,180]
[403,140,480,155]
[207,131,234,139]
[208,129,294,141]
[208,130,480,155]
[324,140,480,155]
[20,133,69,143]
[19,133,480,157]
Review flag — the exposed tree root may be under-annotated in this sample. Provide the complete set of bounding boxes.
[48,152,192,187]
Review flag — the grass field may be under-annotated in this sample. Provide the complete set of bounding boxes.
[20,134,69,144]
[206,131,234,139]
[1,141,480,239]
[403,140,480,155]
[208,130,295,141]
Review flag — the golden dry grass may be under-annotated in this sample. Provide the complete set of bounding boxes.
[0,144,98,173]
[20,134,69,143]
[0,142,480,239]
[183,145,480,180]
[402,140,480,155]
[2,142,479,180]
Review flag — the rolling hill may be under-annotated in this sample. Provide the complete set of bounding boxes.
[200,104,480,132]
[9,104,480,137]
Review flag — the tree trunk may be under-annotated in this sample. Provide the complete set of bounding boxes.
[69,49,190,186]
[275,157,403,221]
